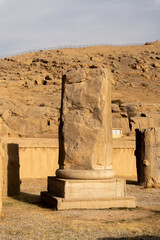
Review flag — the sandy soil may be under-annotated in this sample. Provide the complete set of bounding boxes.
[0,179,160,240]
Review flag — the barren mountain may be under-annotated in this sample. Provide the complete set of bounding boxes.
[0,41,160,138]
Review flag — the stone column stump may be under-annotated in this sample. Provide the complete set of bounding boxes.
[41,68,135,210]
[136,128,160,187]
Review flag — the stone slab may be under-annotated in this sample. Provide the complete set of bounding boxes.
[56,169,115,179]
[47,177,126,200]
[41,192,136,210]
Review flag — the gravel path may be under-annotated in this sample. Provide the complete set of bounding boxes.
[0,179,160,240]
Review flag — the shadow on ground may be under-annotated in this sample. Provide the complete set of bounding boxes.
[11,192,54,209]
[98,236,160,240]
[11,192,40,204]
[126,180,139,185]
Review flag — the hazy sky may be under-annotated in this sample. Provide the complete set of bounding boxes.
[0,0,160,57]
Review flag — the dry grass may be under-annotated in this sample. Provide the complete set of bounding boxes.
[0,179,160,240]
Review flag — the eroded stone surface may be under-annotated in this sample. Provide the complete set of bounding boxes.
[136,127,160,187]
[59,68,112,170]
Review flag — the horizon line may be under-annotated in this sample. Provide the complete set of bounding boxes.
[0,41,153,59]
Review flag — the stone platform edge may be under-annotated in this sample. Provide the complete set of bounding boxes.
[41,191,136,210]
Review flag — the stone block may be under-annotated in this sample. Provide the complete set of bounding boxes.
[113,148,137,179]
[41,177,135,210]
[112,118,130,135]
[41,193,136,210]
[47,177,126,199]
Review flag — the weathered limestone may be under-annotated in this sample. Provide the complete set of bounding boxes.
[47,178,126,199]
[41,68,136,209]
[136,128,160,187]
[1,137,137,186]
[1,137,59,182]
[112,138,137,179]
[42,178,135,210]
[58,68,113,173]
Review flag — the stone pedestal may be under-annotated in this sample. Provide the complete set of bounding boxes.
[41,177,135,210]
[41,68,135,209]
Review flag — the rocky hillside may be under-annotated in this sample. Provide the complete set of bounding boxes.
[0,41,160,138]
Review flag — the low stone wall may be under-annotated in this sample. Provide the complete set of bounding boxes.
[1,137,59,196]
[20,147,58,178]
[112,138,137,180]
[1,137,137,196]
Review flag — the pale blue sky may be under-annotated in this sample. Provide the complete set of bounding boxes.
[0,0,160,57]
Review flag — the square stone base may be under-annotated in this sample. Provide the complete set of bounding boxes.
[41,177,136,210]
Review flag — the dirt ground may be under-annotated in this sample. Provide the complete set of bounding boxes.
[0,179,160,240]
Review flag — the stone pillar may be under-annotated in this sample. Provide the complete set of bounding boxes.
[57,68,114,179]
[41,68,135,209]
[136,128,160,187]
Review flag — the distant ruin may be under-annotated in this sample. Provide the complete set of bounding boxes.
[136,128,160,187]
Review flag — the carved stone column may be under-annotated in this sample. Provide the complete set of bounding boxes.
[41,68,135,210]
[57,68,114,179]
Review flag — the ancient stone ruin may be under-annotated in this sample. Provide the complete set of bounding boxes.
[2,143,20,196]
[58,68,113,173]
[41,68,136,210]
[136,127,160,187]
